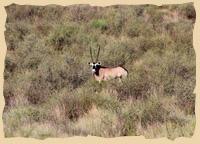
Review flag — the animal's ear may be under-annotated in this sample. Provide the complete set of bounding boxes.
[88,62,93,65]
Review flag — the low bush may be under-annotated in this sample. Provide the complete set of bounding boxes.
[93,90,121,113]
[46,88,94,122]
[119,106,139,136]
[3,106,48,136]
[115,71,151,100]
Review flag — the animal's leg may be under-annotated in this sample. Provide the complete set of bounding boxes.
[118,78,122,82]
[121,74,127,80]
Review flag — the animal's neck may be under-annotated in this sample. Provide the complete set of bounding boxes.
[94,66,101,76]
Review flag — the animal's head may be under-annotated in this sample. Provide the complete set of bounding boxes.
[88,62,101,73]
[88,44,101,73]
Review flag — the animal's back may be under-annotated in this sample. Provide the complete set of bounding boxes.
[98,66,128,81]
[108,66,128,77]
[116,66,128,77]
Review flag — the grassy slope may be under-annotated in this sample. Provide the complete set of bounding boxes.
[3,3,196,139]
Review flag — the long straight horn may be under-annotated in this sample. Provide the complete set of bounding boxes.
[96,44,100,62]
[90,45,94,62]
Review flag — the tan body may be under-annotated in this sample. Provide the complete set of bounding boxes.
[93,66,128,82]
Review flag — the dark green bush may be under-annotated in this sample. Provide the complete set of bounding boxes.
[91,19,108,31]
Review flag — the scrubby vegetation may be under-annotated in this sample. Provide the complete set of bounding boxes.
[3,3,195,139]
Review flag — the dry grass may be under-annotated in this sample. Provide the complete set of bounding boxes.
[3,3,196,139]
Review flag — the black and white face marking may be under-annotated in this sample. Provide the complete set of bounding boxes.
[89,62,101,73]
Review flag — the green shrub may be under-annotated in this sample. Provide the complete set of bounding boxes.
[91,19,108,31]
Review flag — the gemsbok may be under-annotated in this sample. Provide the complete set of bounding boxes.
[88,44,128,82]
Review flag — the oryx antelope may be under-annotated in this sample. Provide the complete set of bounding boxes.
[88,44,128,82]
